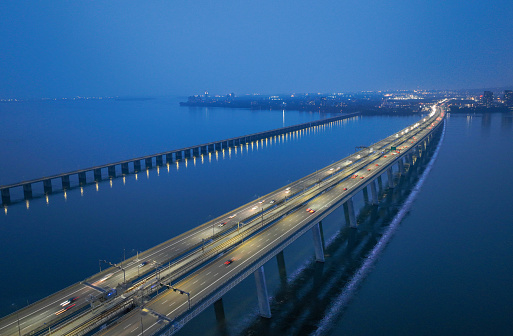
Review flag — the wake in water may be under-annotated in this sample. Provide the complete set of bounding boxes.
[312,120,447,336]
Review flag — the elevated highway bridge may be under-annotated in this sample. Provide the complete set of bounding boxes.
[0,102,445,336]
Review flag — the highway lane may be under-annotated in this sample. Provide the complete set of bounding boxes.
[96,108,444,336]
[0,108,441,336]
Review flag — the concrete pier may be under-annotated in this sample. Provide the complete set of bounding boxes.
[175,151,182,161]
[213,298,225,323]
[44,179,53,193]
[201,146,207,155]
[398,158,404,173]
[184,149,191,158]
[215,143,222,151]
[311,222,325,262]
[94,168,102,181]
[166,153,173,164]
[121,163,129,175]
[156,155,163,166]
[145,158,153,169]
[208,144,214,152]
[1,188,9,204]
[23,184,32,199]
[346,197,357,228]
[192,148,199,157]
[134,160,141,172]
[387,168,394,188]
[254,266,271,318]
[78,172,86,186]
[108,166,116,178]
[62,175,71,189]
[363,186,369,204]
[370,179,378,205]
[276,251,287,284]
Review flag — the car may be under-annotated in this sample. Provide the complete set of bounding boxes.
[306,208,315,213]
[376,164,379,166]
[258,200,265,204]
[285,187,291,191]
[285,190,290,194]
[343,188,347,191]
[252,206,258,210]
[218,222,227,227]
[60,297,78,307]
[92,273,113,286]
[270,200,275,204]
[367,168,371,171]
[384,155,387,158]
[360,176,364,179]
[55,303,76,315]
[351,174,358,179]
[224,258,235,265]
[139,261,148,267]
[228,214,236,219]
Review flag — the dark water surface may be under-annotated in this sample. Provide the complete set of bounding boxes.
[330,112,513,336]
[0,97,420,320]
[4,100,509,336]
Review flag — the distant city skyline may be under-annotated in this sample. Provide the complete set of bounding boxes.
[1,0,512,99]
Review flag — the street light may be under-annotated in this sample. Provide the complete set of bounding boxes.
[11,304,21,336]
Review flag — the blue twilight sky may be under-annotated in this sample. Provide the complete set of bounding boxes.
[1,0,512,99]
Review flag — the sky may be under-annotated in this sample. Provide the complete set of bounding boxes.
[1,0,512,99]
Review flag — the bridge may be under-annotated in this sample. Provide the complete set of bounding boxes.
[0,112,359,206]
[0,103,445,336]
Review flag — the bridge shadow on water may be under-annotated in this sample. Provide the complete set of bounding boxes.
[233,131,441,336]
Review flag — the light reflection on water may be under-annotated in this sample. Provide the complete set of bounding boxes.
[0,101,423,322]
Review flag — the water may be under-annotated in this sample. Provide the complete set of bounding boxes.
[329,112,513,335]
[0,97,421,321]
[9,100,508,336]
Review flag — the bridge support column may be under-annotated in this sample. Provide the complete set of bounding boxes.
[134,160,141,172]
[215,143,222,151]
[363,186,369,204]
[94,168,102,181]
[184,149,191,159]
[346,197,357,228]
[370,180,378,205]
[276,251,287,284]
[387,168,394,188]
[175,151,182,161]
[121,163,129,175]
[1,188,10,204]
[192,148,199,157]
[22,184,32,199]
[405,153,412,166]
[201,146,208,155]
[311,222,325,262]
[145,158,153,169]
[61,175,71,189]
[398,158,404,173]
[44,179,53,193]
[156,155,163,166]
[78,172,86,186]
[166,153,173,164]
[208,144,215,153]
[254,266,271,318]
[108,166,116,178]
[214,298,226,323]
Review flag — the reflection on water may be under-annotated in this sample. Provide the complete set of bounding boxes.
[178,123,442,336]
[0,112,423,319]
[2,117,359,214]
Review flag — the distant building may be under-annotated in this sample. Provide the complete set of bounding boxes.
[483,91,493,107]
[504,90,513,106]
